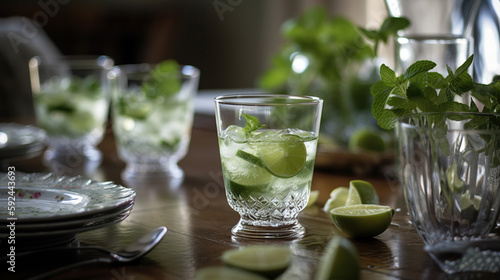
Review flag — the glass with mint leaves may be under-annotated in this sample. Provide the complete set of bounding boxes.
[112,61,199,181]
[374,56,500,274]
[29,56,114,163]
[214,95,323,239]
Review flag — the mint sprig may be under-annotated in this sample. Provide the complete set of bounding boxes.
[371,55,500,130]
[142,60,181,99]
[241,114,265,135]
[359,17,410,56]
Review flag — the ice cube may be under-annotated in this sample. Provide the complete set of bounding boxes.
[224,125,247,143]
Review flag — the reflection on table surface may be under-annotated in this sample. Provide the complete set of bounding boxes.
[1,113,498,280]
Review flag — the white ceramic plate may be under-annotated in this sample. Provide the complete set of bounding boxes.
[0,173,136,222]
[0,207,133,238]
[0,123,46,159]
[9,203,134,232]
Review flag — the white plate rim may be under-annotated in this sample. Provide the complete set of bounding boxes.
[0,173,136,222]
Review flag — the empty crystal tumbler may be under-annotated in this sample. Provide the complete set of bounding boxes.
[397,112,500,274]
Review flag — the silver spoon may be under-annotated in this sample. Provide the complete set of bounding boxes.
[25,226,167,280]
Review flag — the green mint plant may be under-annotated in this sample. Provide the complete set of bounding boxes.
[370,55,500,130]
[258,6,409,146]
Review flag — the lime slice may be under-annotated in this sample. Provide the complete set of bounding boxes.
[193,266,267,280]
[330,204,394,238]
[314,236,360,280]
[258,135,307,178]
[226,180,269,199]
[307,190,319,207]
[345,180,379,206]
[323,187,349,212]
[348,128,386,153]
[221,245,291,278]
[236,150,266,169]
[229,151,273,186]
[67,110,96,133]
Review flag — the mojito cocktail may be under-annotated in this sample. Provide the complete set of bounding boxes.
[29,56,113,162]
[215,95,323,239]
[112,61,200,180]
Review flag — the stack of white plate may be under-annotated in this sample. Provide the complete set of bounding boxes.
[0,123,46,160]
[0,173,136,249]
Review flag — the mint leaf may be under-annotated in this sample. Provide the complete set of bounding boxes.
[142,60,181,99]
[453,55,474,78]
[380,64,399,87]
[379,17,411,40]
[403,60,436,81]
[242,114,265,134]
[360,17,410,55]
[370,54,500,130]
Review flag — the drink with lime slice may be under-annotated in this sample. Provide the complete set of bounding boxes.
[215,95,323,239]
[29,56,114,162]
[112,61,200,180]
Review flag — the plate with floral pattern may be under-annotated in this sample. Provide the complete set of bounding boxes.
[0,173,136,222]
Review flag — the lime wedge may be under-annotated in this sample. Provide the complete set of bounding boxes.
[323,187,349,212]
[193,266,267,280]
[345,180,379,206]
[348,128,386,153]
[307,190,319,207]
[229,151,273,186]
[330,204,394,238]
[314,236,360,280]
[236,150,266,169]
[258,135,307,178]
[221,245,291,278]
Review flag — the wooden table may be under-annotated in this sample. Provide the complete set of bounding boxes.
[1,114,494,280]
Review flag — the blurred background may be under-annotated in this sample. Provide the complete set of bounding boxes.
[0,0,389,118]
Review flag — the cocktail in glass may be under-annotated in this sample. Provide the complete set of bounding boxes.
[112,61,199,181]
[29,56,114,162]
[214,95,323,239]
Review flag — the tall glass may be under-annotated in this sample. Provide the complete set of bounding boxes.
[385,0,480,36]
[385,0,500,84]
[214,95,323,239]
[397,112,500,274]
[394,35,473,76]
[29,56,114,162]
[112,63,199,181]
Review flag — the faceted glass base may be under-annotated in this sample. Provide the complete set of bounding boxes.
[425,240,500,274]
[231,218,305,239]
[122,162,184,182]
[44,145,102,163]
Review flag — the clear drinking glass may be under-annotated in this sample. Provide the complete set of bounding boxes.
[112,63,200,181]
[397,112,500,274]
[214,94,323,239]
[29,55,114,162]
[394,35,473,76]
